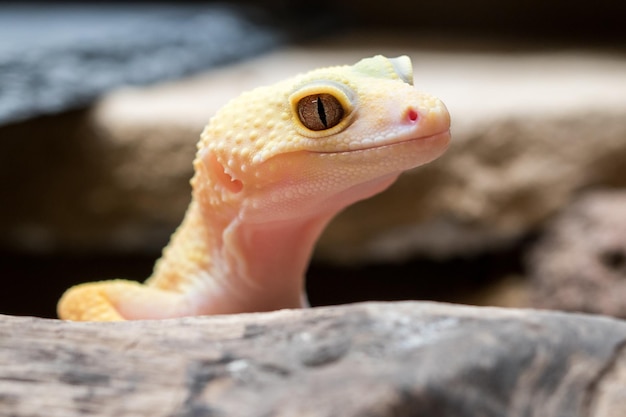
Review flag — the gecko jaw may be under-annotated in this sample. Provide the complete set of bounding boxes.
[319,129,451,156]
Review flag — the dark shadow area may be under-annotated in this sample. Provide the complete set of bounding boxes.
[307,244,527,308]
[0,243,526,319]
[0,251,154,318]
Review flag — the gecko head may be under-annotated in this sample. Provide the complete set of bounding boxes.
[194,55,450,223]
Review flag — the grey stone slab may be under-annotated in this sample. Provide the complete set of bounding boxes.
[0,3,334,125]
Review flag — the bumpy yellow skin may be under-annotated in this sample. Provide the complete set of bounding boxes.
[58,55,451,321]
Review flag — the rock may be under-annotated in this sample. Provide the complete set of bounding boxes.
[0,3,333,125]
[528,190,626,318]
[1,301,625,416]
[2,32,626,261]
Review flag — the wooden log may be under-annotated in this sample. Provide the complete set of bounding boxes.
[1,301,625,416]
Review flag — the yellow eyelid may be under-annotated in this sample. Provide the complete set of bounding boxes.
[289,81,357,138]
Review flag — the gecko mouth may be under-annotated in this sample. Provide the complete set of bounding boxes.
[319,130,451,155]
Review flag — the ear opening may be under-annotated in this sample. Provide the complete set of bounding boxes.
[204,151,243,194]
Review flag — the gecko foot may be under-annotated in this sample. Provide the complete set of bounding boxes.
[57,279,187,321]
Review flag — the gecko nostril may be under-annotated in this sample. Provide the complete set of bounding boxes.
[407,108,419,122]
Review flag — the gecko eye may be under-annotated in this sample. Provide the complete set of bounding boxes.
[297,94,345,131]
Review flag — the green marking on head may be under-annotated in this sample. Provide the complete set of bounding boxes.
[351,55,413,85]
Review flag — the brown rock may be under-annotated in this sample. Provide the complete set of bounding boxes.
[528,190,626,317]
[2,33,626,262]
[0,109,195,253]
[2,301,626,416]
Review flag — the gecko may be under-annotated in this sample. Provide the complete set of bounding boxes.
[57,55,451,321]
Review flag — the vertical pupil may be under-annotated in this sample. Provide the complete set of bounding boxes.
[316,95,328,128]
[296,93,344,131]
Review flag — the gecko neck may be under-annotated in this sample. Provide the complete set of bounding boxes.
[147,171,401,317]
[212,174,402,313]
[224,213,334,311]
[148,198,333,317]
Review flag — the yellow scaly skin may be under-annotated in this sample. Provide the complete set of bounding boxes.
[57,55,451,321]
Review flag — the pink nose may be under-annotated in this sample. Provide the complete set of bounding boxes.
[406,107,419,122]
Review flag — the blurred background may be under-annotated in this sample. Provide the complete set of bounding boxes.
[1,1,625,319]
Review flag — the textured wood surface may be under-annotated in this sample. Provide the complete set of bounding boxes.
[1,302,626,416]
